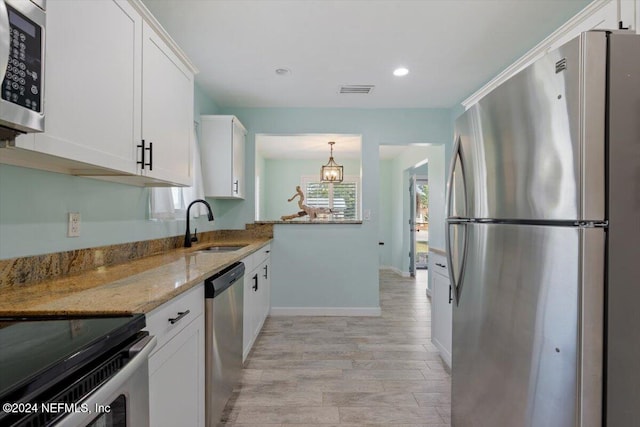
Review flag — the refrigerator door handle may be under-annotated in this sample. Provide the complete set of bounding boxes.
[445,135,467,219]
[446,221,469,305]
[445,135,459,219]
[446,133,469,305]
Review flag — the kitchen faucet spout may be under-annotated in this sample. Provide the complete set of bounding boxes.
[184,199,214,248]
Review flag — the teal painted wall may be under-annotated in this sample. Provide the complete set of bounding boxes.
[255,150,266,220]
[263,158,362,221]
[414,163,428,176]
[378,144,444,275]
[271,223,378,309]
[0,84,221,259]
[378,159,393,266]
[0,164,162,257]
[218,107,451,309]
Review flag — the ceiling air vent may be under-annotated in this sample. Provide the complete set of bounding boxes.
[339,85,375,94]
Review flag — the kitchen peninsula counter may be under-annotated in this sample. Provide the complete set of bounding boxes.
[256,220,363,224]
[0,237,272,316]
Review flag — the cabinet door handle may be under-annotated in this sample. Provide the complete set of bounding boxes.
[436,262,446,268]
[146,141,153,171]
[263,264,268,279]
[137,140,146,170]
[252,273,258,291]
[137,140,153,170]
[448,285,453,304]
[234,180,239,194]
[168,310,190,325]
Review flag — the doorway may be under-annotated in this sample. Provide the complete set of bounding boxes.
[409,174,429,276]
[415,177,429,269]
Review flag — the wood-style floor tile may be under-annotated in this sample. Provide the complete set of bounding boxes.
[218,269,451,427]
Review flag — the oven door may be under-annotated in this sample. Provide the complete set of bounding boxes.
[54,336,156,427]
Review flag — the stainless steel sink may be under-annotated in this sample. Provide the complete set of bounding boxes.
[196,245,247,253]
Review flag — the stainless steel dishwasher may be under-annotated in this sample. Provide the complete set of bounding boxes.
[204,261,244,427]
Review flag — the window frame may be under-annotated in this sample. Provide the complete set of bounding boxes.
[300,174,360,220]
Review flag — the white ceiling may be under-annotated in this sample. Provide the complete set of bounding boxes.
[143,0,591,109]
[256,134,362,159]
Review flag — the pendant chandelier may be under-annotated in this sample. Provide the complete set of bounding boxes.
[320,141,343,183]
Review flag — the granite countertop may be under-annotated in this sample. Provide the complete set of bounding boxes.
[430,247,447,256]
[0,237,272,317]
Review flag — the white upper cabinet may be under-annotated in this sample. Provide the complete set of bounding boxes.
[0,0,197,187]
[33,0,141,175]
[141,22,193,186]
[200,115,247,199]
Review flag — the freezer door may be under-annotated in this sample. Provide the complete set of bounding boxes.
[452,223,604,427]
[456,32,606,221]
[448,116,470,220]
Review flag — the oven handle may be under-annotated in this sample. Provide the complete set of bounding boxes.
[54,335,157,427]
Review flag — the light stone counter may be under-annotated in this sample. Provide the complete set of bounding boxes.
[429,247,447,257]
[0,237,271,316]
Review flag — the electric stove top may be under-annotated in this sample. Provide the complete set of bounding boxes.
[0,315,145,407]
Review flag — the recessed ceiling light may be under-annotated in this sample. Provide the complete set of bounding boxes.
[393,67,409,77]
[275,68,291,76]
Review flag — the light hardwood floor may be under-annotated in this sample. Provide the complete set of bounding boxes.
[219,269,451,427]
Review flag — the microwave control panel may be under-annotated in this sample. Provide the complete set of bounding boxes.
[2,5,42,113]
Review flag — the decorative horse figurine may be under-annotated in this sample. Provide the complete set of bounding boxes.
[281,185,333,221]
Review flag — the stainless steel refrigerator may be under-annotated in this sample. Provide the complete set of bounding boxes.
[446,31,640,427]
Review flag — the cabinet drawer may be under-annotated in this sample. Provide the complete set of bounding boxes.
[242,253,255,273]
[429,252,449,278]
[145,284,204,354]
[253,244,271,265]
[242,244,271,272]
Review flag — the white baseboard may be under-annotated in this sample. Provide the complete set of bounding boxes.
[270,307,382,317]
[379,266,411,277]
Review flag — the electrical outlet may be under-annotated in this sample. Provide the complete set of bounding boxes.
[68,212,80,237]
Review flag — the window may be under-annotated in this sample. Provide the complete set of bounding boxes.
[300,175,359,219]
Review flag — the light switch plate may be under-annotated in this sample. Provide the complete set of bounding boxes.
[364,209,371,221]
[68,212,80,237]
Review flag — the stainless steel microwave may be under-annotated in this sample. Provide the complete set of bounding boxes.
[0,0,45,141]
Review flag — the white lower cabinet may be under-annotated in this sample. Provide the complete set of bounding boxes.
[242,244,271,362]
[146,285,205,427]
[429,252,452,368]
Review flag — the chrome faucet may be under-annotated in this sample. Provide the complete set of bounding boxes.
[184,199,214,248]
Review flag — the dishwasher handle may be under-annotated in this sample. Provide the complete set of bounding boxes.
[205,262,245,298]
